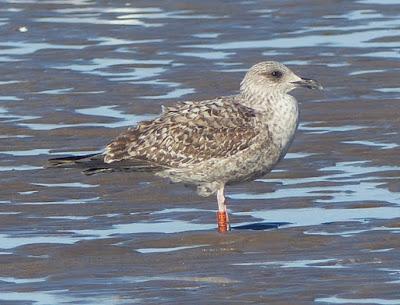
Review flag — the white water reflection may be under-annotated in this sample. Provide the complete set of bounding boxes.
[0,41,88,57]
[0,219,211,250]
[368,248,394,253]
[186,15,400,51]
[192,33,220,39]
[0,165,42,171]
[0,149,51,156]
[375,88,400,93]
[343,140,399,150]
[72,220,213,238]
[55,59,167,82]
[0,96,22,101]
[234,258,345,269]
[324,9,383,21]
[136,244,208,254]
[45,216,91,220]
[350,69,385,75]
[285,152,315,159]
[299,122,366,134]
[34,87,105,95]
[380,267,400,284]
[19,105,155,130]
[76,105,156,126]
[190,29,399,49]
[358,0,399,4]
[143,88,195,99]
[0,233,83,249]
[0,106,38,122]
[152,208,213,214]
[36,16,161,28]
[240,161,400,204]
[0,290,137,305]
[305,226,400,237]
[116,10,223,20]
[0,148,102,158]
[33,182,98,188]
[236,181,400,204]
[0,277,47,284]
[316,296,400,305]
[52,6,222,20]
[0,204,397,250]
[118,275,238,284]
[18,191,38,195]
[4,0,93,4]
[359,50,400,59]
[36,6,223,28]
[178,51,234,60]
[19,197,100,205]
[236,207,400,230]
[54,7,162,14]
[0,135,32,139]
[0,80,21,85]
[96,37,163,46]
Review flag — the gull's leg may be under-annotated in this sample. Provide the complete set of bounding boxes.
[216,185,230,233]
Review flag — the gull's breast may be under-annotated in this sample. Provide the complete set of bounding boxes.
[266,95,299,160]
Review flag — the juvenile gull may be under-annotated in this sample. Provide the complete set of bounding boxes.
[49,61,322,232]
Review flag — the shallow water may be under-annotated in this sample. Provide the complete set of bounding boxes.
[0,0,400,304]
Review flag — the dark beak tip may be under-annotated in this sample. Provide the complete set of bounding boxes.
[293,79,323,91]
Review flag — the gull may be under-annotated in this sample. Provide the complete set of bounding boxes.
[49,61,322,232]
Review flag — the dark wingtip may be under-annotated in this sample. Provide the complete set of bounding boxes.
[82,167,113,175]
[47,153,100,168]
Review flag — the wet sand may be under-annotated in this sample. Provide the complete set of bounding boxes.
[1,0,400,304]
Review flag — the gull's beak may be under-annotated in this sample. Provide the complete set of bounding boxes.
[292,78,323,90]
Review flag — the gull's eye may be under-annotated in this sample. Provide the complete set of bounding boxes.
[271,70,283,78]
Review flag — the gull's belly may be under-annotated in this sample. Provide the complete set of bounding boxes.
[204,128,283,184]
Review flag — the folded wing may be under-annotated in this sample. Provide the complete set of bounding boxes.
[104,98,259,168]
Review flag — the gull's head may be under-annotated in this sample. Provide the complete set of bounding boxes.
[241,61,323,95]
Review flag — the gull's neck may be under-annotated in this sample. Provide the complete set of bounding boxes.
[239,82,299,151]
[239,83,297,114]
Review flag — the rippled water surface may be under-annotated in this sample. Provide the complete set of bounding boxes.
[1,0,400,304]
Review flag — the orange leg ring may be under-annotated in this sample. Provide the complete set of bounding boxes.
[217,211,230,233]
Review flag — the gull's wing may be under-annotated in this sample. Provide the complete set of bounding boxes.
[104,98,259,168]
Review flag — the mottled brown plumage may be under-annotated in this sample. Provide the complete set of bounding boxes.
[48,61,322,232]
[104,98,258,167]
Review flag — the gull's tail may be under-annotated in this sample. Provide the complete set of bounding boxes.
[47,153,106,175]
[47,153,161,175]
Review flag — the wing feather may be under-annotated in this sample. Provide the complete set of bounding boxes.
[104,97,259,167]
